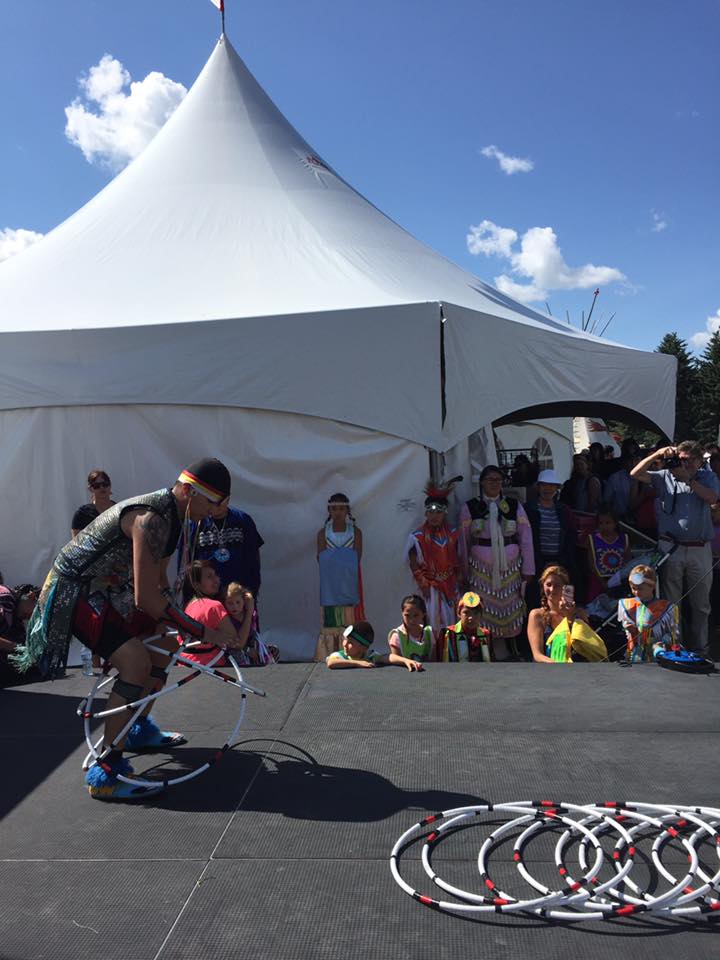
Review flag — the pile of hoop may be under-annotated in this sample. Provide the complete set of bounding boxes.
[77,632,265,790]
[390,800,720,921]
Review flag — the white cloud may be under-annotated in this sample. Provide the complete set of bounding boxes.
[494,274,547,304]
[0,227,44,263]
[690,308,720,350]
[466,219,626,304]
[466,219,518,258]
[64,54,187,171]
[480,144,534,175]
[651,209,668,233]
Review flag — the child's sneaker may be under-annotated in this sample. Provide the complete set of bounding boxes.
[124,715,187,751]
[85,757,164,801]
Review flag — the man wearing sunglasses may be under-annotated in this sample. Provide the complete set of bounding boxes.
[631,441,719,656]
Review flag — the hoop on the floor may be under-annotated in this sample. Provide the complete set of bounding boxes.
[390,800,720,922]
[77,632,265,789]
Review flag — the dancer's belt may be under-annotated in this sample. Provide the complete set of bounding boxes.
[474,537,517,545]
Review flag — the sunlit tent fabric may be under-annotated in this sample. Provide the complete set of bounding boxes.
[0,36,674,657]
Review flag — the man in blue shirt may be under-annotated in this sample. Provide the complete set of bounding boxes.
[184,497,264,597]
[631,441,720,656]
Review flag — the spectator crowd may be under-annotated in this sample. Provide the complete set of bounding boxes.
[4,440,720,686]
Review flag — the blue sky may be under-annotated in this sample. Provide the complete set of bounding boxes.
[1,0,718,351]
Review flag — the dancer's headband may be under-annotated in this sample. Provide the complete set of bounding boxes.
[178,458,231,504]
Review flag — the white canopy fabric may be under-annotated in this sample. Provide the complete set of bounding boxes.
[0,404,427,660]
[0,36,675,449]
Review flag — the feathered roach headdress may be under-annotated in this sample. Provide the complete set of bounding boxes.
[424,476,463,511]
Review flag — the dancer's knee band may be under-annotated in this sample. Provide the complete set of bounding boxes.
[112,678,145,702]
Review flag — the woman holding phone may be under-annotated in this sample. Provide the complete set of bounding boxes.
[527,565,589,663]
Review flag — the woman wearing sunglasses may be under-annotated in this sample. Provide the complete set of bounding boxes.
[71,469,117,536]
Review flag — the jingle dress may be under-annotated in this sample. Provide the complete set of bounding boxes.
[458,497,534,639]
[405,522,460,634]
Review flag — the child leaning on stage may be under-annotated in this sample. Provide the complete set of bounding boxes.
[387,595,435,663]
[326,621,424,671]
[617,564,680,662]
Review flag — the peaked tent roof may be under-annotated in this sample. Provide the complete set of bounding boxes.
[0,36,675,447]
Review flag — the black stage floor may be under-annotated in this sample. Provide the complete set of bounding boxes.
[2,662,720,960]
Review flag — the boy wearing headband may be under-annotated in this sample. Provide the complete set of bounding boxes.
[618,564,680,662]
[326,621,423,672]
[13,457,233,801]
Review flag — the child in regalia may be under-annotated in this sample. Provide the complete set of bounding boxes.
[388,594,435,663]
[315,493,365,661]
[436,592,494,662]
[406,482,461,635]
[618,564,680,662]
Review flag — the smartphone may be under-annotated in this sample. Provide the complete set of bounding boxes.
[562,584,575,603]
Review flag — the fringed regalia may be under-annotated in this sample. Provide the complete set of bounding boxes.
[437,621,494,662]
[405,523,460,634]
[459,496,534,639]
[12,489,180,677]
[617,597,680,662]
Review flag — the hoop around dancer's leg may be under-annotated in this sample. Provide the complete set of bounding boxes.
[78,633,265,790]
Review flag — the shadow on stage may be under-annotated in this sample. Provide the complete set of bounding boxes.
[143,737,487,820]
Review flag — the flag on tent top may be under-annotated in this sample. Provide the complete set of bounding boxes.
[209,0,224,9]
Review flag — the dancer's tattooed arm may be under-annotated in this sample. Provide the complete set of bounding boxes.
[136,510,168,562]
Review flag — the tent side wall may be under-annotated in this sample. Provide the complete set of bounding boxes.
[0,302,445,449]
[0,404,428,659]
[441,303,676,447]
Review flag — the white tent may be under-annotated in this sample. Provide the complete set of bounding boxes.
[0,36,675,657]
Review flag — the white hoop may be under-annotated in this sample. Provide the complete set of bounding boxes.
[390,800,720,922]
[78,632,265,789]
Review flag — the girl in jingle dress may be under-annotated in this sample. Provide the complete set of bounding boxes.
[458,465,534,659]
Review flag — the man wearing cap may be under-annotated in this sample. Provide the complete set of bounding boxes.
[631,441,720,656]
[13,458,233,801]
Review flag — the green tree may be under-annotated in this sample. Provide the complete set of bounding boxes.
[695,330,720,444]
[656,332,699,441]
